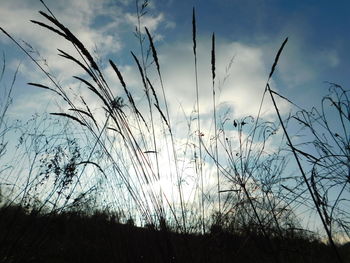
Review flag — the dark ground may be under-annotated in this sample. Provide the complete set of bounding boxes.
[0,205,349,263]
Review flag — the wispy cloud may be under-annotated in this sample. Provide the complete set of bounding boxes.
[0,0,342,124]
[149,38,287,120]
[0,0,127,75]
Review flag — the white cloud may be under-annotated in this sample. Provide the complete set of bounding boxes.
[0,0,132,119]
[0,0,127,76]
[0,1,313,135]
[125,12,165,41]
[9,88,56,118]
[0,0,177,119]
[152,38,283,121]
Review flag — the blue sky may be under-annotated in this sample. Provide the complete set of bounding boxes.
[0,0,349,118]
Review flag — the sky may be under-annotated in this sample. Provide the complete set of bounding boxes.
[0,0,349,120]
[0,0,349,235]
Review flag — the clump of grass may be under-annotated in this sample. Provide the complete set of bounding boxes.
[265,39,344,262]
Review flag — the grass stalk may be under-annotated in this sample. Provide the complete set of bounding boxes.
[210,33,221,216]
[144,27,187,232]
[265,37,343,263]
[192,7,205,234]
[134,0,164,221]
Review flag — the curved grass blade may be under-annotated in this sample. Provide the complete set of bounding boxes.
[38,11,99,71]
[30,19,66,38]
[268,37,288,80]
[145,27,160,75]
[27,82,67,102]
[50,112,86,127]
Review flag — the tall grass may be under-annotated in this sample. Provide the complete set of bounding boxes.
[264,38,344,262]
[0,1,348,262]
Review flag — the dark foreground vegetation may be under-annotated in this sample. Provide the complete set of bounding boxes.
[1,205,349,263]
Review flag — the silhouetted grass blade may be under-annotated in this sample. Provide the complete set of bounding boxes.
[50,112,87,126]
[268,37,288,80]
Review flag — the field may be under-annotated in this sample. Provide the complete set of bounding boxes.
[0,1,349,262]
